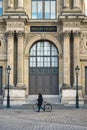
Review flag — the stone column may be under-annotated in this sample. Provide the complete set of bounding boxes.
[7,31,14,86]
[16,31,24,87]
[18,0,24,10]
[64,0,70,8]
[73,0,81,9]
[8,0,14,8]
[73,31,81,85]
[63,31,70,85]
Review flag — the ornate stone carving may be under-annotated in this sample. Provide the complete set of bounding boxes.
[80,33,87,54]
[63,30,71,37]
[17,30,25,37]
[7,22,24,30]
[63,22,80,28]
[73,30,81,37]
[0,35,7,54]
[6,31,14,38]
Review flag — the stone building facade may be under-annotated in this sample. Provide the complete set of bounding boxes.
[0,0,87,105]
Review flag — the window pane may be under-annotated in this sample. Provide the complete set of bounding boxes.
[30,57,36,67]
[30,44,36,56]
[52,44,58,56]
[32,1,37,19]
[0,0,2,16]
[38,1,43,19]
[37,57,43,67]
[51,1,56,19]
[52,57,58,67]
[45,0,50,19]
[44,57,50,67]
[44,41,50,56]
[37,42,43,56]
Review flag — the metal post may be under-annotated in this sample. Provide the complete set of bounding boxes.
[6,66,11,108]
[75,66,80,108]
[7,72,10,108]
[76,73,79,108]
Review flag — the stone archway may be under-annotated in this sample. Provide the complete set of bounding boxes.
[24,34,62,95]
[29,40,59,95]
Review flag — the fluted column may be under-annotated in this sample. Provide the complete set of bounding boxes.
[8,0,14,8]
[64,0,70,8]
[16,31,24,87]
[7,31,14,86]
[17,0,24,11]
[63,31,70,85]
[73,0,81,9]
[73,31,81,85]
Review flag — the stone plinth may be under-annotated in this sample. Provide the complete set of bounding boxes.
[61,89,84,105]
[3,87,26,105]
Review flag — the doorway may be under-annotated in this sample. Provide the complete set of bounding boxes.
[29,40,59,95]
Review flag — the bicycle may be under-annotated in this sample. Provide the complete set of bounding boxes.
[33,100,52,112]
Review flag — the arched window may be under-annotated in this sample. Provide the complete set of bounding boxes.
[29,40,59,95]
[32,0,56,19]
[0,0,3,16]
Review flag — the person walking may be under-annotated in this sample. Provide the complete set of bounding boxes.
[37,93,43,112]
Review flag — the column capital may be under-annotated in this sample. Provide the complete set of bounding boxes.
[63,30,71,37]
[73,30,81,37]
[17,31,25,37]
[6,31,14,38]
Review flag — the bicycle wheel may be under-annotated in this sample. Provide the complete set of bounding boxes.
[45,104,52,112]
[33,103,38,112]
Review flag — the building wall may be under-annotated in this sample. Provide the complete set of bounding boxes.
[0,0,87,105]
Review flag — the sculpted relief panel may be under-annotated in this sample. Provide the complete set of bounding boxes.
[0,35,7,54]
[80,33,87,54]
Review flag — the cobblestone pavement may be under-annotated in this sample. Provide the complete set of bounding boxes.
[0,107,87,130]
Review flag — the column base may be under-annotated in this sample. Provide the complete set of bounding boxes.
[16,83,25,88]
[3,87,26,106]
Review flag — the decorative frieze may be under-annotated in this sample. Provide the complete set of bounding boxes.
[7,22,24,31]
[63,22,80,28]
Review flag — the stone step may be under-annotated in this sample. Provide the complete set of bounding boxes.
[26,95,62,105]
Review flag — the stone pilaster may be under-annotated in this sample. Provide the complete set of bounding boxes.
[73,0,81,9]
[6,31,14,86]
[73,31,81,85]
[63,31,70,85]
[64,0,70,8]
[18,0,24,9]
[8,0,14,8]
[16,31,24,87]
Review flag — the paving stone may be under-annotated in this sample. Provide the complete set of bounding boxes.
[0,108,87,130]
